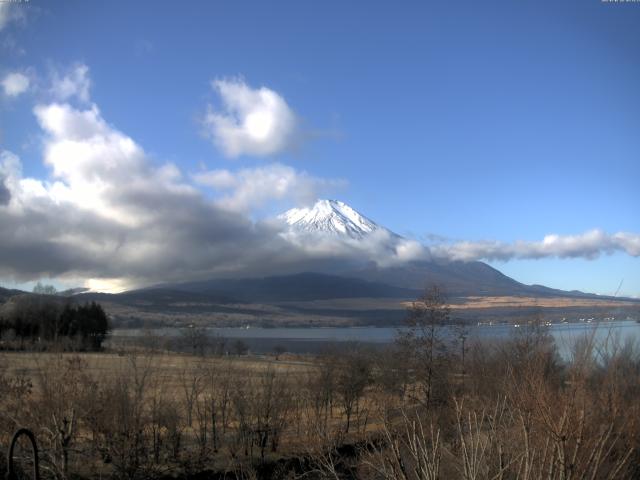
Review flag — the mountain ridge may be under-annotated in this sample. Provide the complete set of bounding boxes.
[2,200,637,328]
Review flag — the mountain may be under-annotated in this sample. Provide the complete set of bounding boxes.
[59,287,91,296]
[157,199,627,301]
[277,200,541,297]
[78,288,240,307]
[345,260,600,298]
[344,260,522,296]
[161,272,420,303]
[280,199,396,240]
[43,199,639,328]
[0,286,25,304]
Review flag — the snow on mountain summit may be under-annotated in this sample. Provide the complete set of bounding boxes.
[279,199,393,240]
[279,199,427,265]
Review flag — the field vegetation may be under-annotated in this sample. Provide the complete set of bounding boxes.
[0,287,638,479]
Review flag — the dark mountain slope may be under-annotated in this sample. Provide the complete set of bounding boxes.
[344,260,530,296]
[0,287,25,304]
[345,260,620,299]
[159,272,421,303]
[78,288,239,307]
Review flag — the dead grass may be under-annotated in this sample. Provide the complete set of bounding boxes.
[0,351,314,396]
[401,295,640,310]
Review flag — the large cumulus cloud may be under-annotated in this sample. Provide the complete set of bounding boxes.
[0,67,381,290]
[0,122,291,286]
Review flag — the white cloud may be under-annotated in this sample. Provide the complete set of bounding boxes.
[0,4,9,31]
[1,72,29,97]
[0,80,403,287]
[395,238,428,263]
[0,99,295,286]
[34,103,145,180]
[279,223,429,269]
[611,232,640,257]
[355,230,429,266]
[50,64,91,103]
[193,169,236,189]
[0,67,347,287]
[428,229,640,262]
[0,150,21,205]
[0,150,21,178]
[204,78,298,158]
[194,163,345,212]
[0,3,22,32]
[30,101,150,225]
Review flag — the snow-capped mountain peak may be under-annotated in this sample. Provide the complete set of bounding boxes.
[279,199,391,240]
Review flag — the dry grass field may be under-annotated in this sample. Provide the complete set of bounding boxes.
[1,316,640,479]
[0,347,387,479]
[0,350,314,385]
[448,295,640,309]
[288,294,640,310]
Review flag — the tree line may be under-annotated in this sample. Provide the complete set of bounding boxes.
[0,294,110,350]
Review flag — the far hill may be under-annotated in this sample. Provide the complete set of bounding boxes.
[160,272,420,303]
[74,268,640,330]
[345,260,613,299]
[79,288,239,307]
[0,286,24,304]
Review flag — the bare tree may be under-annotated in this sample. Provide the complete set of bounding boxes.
[180,326,210,356]
[251,366,292,459]
[233,339,249,356]
[181,366,203,428]
[397,285,450,407]
[365,409,442,480]
[305,356,336,439]
[451,319,471,396]
[33,281,58,296]
[335,345,372,433]
[375,344,413,404]
[273,345,286,360]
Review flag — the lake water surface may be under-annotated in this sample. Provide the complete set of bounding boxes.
[112,319,640,356]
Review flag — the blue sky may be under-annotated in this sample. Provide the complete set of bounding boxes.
[0,0,639,295]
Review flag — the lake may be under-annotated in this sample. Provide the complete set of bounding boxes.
[111,319,640,357]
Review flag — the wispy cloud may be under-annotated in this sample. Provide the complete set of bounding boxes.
[0,3,24,32]
[204,78,299,158]
[428,230,640,262]
[194,163,346,213]
[0,3,10,31]
[281,227,429,268]
[50,64,91,103]
[1,71,29,97]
